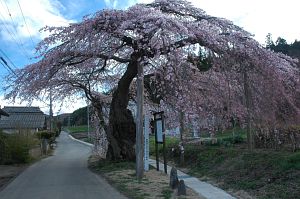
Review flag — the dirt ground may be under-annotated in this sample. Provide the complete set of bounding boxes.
[105,169,206,199]
[88,154,206,199]
[0,165,27,191]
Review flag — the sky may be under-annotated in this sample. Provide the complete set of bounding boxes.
[0,0,299,115]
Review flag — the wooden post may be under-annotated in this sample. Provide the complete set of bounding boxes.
[154,118,159,171]
[162,113,167,174]
[144,114,150,171]
[154,112,166,172]
[136,62,144,180]
[162,135,167,173]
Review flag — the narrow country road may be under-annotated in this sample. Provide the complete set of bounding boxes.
[0,132,127,199]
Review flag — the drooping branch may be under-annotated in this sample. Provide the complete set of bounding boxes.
[4,0,299,160]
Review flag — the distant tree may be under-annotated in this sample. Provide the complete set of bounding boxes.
[71,106,88,126]
[276,37,288,46]
[265,33,275,49]
[5,0,299,158]
[274,37,289,54]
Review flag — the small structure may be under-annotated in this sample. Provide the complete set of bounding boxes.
[170,167,179,189]
[0,106,45,134]
[177,180,187,196]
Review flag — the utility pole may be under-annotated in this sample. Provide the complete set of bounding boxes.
[87,103,90,139]
[68,115,71,127]
[49,89,53,132]
[136,62,144,180]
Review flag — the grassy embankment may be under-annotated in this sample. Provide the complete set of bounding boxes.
[65,125,89,133]
[150,129,300,199]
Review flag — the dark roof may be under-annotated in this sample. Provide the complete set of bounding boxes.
[0,106,45,129]
[0,109,9,117]
[2,106,43,113]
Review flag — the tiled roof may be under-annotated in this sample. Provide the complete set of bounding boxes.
[2,106,43,113]
[0,109,9,116]
[0,106,45,129]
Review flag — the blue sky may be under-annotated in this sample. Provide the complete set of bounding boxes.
[0,0,130,81]
[0,0,299,114]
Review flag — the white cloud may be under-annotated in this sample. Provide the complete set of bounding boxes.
[2,0,297,45]
[190,0,300,44]
[0,0,74,42]
[104,0,119,8]
[125,0,300,44]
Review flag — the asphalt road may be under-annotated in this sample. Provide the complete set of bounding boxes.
[0,132,127,199]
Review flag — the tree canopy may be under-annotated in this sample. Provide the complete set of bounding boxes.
[5,0,300,159]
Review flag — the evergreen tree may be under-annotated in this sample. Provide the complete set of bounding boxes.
[265,33,274,49]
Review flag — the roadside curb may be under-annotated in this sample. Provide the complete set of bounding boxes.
[68,133,93,147]
[148,159,235,199]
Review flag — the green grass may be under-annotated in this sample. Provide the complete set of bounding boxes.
[96,160,136,172]
[65,125,91,133]
[196,127,247,140]
[216,127,247,139]
[147,127,299,199]
[149,135,179,155]
[168,144,300,199]
[149,127,246,153]
[160,187,173,199]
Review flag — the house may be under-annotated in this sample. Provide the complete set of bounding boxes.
[0,106,45,134]
[0,108,9,117]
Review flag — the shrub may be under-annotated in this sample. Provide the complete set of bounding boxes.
[221,135,244,144]
[55,128,60,137]
[254,125,300,151]
[0,131,38,164]
[0,132,10,163]
[35,130,56,140]
[280,152,300,170]
[201,138,221,146]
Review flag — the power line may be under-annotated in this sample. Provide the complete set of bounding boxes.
[17,0,35,48]
[0,13,27,58]
[0,0,31,60]
[0,14,31,60]
[0,56,16,76]
[0,59,9,72]
[0,56,49,106]
[0,48,18,69]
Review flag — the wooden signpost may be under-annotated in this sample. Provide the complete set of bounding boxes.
[153,111,167,174]
[144,114,150,171]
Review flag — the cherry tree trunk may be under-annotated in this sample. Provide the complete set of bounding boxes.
[91,101,108,159]
[107,58,138,161]
[179,111,185,166]
[243,71,254,151]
